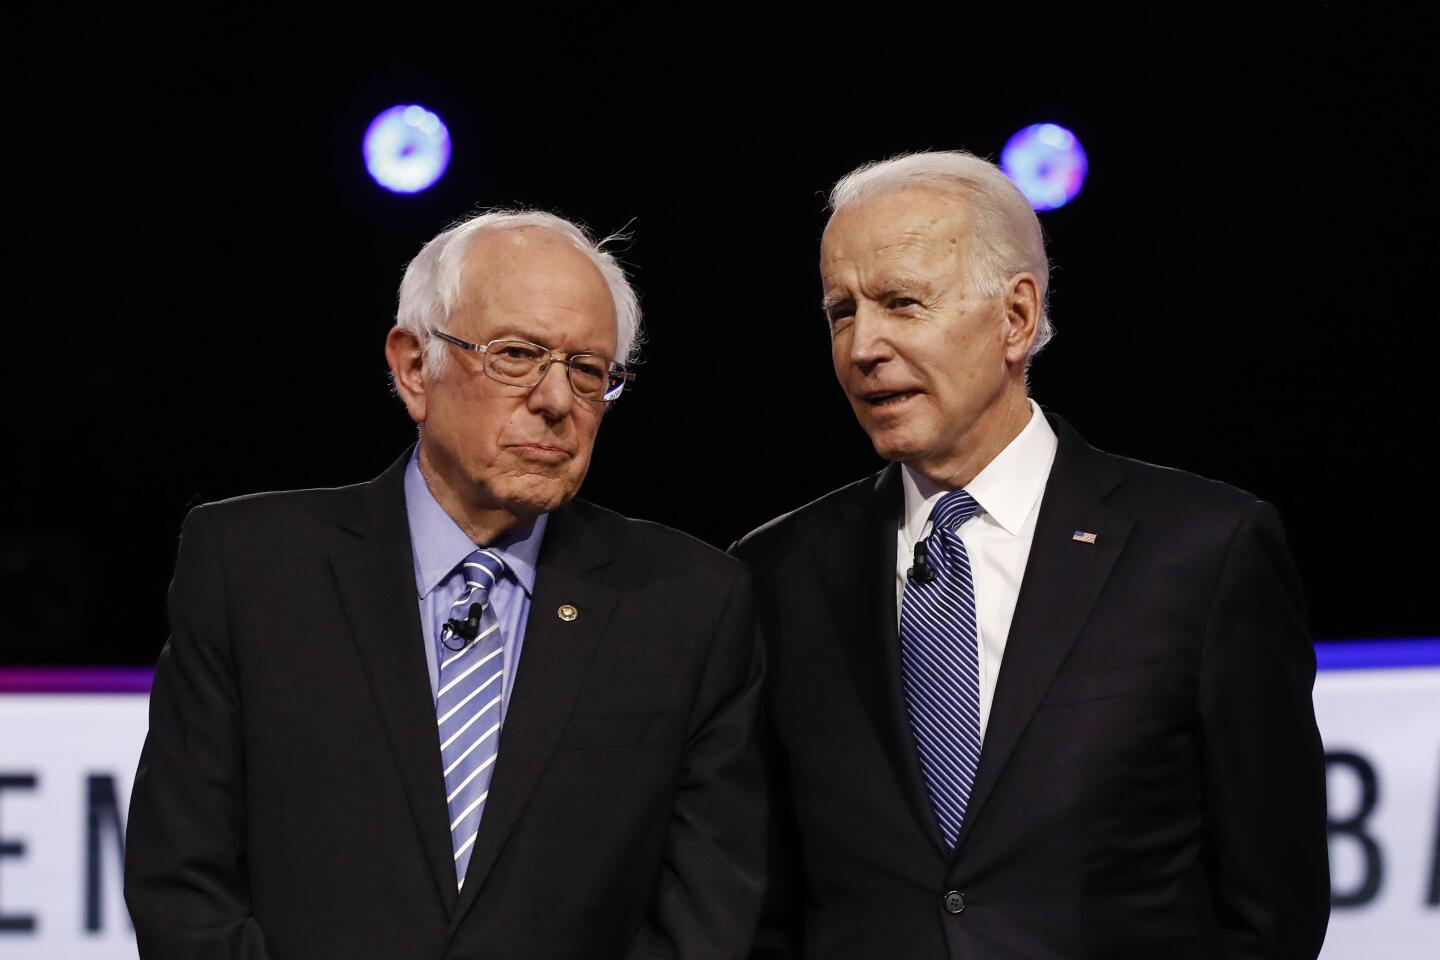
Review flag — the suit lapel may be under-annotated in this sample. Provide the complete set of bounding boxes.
[451,499,618,923]
[952,415,1133,856]
[810,465,949,856]
[328,450,460,915]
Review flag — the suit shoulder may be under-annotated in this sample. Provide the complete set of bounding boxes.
[731,471,880,562]
[1097,449,1291,562]
[1107,450,1264,517]
[190,480,367,525]
[180,480,377,555]
[570,498,744,580]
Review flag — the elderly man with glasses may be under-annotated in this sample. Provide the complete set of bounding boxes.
[125,211,766,960]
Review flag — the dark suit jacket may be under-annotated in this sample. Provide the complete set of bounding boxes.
[125,450,765,959]
[732,414,1329,959]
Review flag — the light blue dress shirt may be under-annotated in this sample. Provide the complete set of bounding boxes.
[403,451,546,717]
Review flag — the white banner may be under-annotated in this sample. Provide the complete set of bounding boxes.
[1316,666,1440,959]
[0,658,1436,958]
[0,694,142,959]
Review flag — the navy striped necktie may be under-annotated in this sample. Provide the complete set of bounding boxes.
[436,548,507,888]
[899,490,982,849]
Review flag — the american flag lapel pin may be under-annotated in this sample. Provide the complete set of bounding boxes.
[1072,530,1098,545]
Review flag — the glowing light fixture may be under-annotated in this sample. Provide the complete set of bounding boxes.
[363,104,451,194]
[1000,123,1087,211]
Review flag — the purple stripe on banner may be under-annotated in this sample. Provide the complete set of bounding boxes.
[0,667,154,693]
[0,640,1436,691]
[1314,639,1440,671]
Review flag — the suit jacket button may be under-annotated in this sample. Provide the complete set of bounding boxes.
[944,890,966,915]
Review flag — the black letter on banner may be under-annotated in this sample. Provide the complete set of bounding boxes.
[85,774,127,932]
[1428,751,1439,907]
[0,773,38,933]
[1326,751,1383,907]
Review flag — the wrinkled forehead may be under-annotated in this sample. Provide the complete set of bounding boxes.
[820,187,973,282]
[458,228,610,305]
[455,228,618,348]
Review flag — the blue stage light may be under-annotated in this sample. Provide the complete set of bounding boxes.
[363,105,451,194]
[1000,123,1087,211]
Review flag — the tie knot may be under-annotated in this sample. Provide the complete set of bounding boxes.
[458,549,506,603]
[930,490,980,534]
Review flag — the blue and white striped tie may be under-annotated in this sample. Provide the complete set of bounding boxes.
[899,490,982,849]
[436,549,507,888]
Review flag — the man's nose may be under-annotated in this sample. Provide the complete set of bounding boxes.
[526,359,575,419]
[845,305,895,369]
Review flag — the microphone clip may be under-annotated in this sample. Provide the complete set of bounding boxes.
[909,537,937,585]
[441,603,483,651]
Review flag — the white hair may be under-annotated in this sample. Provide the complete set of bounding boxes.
[829,150,1053,359]
[396,209,642,376]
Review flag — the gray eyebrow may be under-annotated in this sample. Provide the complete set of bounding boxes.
[490,330,616,362]
[821,278,931,314]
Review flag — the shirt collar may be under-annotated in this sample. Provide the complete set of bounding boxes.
[900,398,1058,540]
[403,448,547,599]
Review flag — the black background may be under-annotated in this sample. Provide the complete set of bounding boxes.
[10,9,1436,664]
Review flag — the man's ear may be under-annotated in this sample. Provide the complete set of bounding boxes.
[1002,273,1040,366]
[385,326,429,424]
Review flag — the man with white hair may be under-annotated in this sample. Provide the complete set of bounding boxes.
[733,152,1330,958]
[126,210,765,959]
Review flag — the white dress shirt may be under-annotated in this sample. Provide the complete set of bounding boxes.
[895,399,1058,742]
